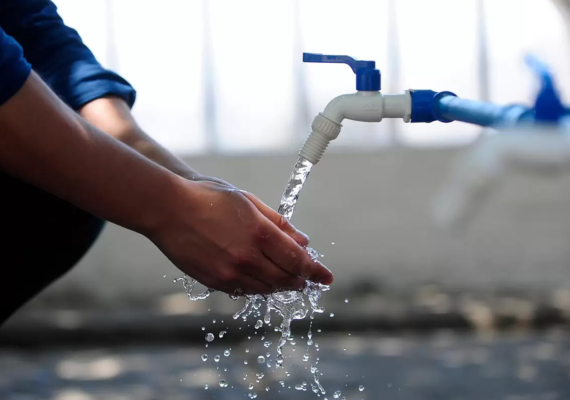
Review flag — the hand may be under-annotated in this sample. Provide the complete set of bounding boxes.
[189,174,311,246]
[146,178,333,295]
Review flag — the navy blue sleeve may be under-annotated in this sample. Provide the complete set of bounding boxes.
[0,26,32,106]
[0,0,136,110]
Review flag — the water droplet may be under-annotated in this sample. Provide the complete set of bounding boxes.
[359,385,365,392]
[264,341,272,348]
[248,383,254,390]
[206,333,214,342]
[201,354,208,362]
[333,390,342,398]
[219,330,226,338]
[219,380,228,388]
[257,356,265,364]
[224,349,231,357]
[265,387,270,391]
[214,355,220,362]
[303,353,310,362]
[201,327,205,331]
[213,319,216,324]
[317,329,322,333]
[256,372,265,380]
[248,393,257,399]
[255,320,263,329]
[344,298,349,303]
[163,274,167,278]
[204,384,209,390]
[329,313,335,318]
[343,348,346,351]
[331,242,335,245]
[244,360,248,365]
[295,384,304,391]
[245,348,250,353]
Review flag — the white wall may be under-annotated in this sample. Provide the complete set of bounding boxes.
[33,148,570,308]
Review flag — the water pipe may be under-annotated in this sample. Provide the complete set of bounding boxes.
[432,55,570,229]
[299,53,567,165]
[408,91,531,127]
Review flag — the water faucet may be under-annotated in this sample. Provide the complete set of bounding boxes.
[299,52,570,230]
[298,52,532,165]
[299,53,412,164]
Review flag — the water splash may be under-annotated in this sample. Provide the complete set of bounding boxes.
[173,275,213,300]
[232,157,329,395]
[176,156,329,395]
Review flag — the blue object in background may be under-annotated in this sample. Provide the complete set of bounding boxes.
[410,56,569,128]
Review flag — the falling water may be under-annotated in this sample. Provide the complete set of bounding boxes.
[277,157,314,219]
[233,156,329,395]
[176,156,329,395]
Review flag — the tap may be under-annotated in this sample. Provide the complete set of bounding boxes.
[299,53,570,230]
[299,53,412,164]
[298,52,533,165]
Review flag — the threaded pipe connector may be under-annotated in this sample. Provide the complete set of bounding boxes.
[299,114,342,164]
[299,131,330,164]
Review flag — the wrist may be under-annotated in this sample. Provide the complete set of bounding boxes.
[137,175,208,238]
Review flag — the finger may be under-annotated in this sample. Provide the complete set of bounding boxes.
[242,191,310,246]
[259,224,333,285]
[248,255,306,291]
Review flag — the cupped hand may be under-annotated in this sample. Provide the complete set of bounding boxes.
[147,178,333,295]
[190,174,311,247]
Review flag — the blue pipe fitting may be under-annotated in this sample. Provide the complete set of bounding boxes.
[411,89,532,128]
[410,90,457,123]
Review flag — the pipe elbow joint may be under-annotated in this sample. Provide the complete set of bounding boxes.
[322,92,384,124]
[322,91,412,124]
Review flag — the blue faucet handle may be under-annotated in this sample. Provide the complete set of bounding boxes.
[303,52,381,91]
[302,53,375,73]
[525,54,567,123]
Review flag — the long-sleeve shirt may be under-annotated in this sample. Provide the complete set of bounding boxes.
[0,0,135,109]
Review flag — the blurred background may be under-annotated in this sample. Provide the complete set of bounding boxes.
[2,0,570,399]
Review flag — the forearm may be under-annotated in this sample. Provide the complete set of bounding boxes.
[0,72,181,234]
[79,96,202,180]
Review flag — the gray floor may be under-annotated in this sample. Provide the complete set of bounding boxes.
[1,328,569,400]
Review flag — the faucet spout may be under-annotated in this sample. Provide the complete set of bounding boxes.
[299,91,412,164]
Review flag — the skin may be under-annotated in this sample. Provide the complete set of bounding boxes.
[0,72,334,294]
